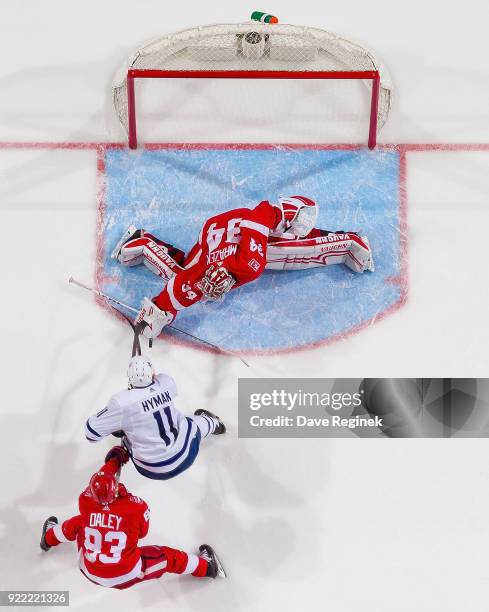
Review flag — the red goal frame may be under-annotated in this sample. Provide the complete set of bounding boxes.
[126,69,381,150]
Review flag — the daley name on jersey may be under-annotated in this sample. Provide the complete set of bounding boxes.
[89,512,122,529]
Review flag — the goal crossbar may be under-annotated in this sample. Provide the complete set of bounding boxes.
[126,68,381,150]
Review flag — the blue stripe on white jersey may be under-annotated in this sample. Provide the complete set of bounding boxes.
[132,432,201,481]
[131,417,201,475]
[85,419,101,441]
[134,417,193,467]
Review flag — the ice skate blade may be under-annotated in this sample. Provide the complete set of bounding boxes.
[215,556,227,578]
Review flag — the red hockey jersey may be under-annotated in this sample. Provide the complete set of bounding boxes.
[55,483,150,587]
[153,201,280,316]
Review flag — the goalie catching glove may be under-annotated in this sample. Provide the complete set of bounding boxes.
[134,297,174,340]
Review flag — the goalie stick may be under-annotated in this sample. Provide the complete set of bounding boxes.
[68,277,250,367]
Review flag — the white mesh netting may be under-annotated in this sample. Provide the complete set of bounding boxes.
[113,22,392,141]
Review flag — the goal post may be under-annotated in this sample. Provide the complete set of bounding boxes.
[114,23,390,149]
[126,69,381,150]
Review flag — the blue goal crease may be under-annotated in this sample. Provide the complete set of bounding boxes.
[101,147,402,352]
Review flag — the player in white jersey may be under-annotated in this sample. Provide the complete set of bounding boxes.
[85,355,226,480]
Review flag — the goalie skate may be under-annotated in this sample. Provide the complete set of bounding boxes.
[111,224,139,261]
[199,544,227,578]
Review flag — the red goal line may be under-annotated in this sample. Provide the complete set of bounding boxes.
[1,142,489,152]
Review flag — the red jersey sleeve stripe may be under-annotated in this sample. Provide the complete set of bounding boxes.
[240,219,270,236]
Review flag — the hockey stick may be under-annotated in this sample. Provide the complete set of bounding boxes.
[68,277,250,367]
[107,301,142,357]
[69,277,139,313]
[68,278,147,352]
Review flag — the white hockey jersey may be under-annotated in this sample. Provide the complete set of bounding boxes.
[85,373,200,477]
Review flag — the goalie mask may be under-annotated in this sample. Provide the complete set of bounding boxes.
[196,264,236,301]
[274,196,319,237]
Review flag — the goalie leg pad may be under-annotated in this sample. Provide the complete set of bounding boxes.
[117,235,145,267]
[142,239,185,280]
[111,224,139,261]
[119,235,185,281]
[348,235,374,273]
[265,232,374,273]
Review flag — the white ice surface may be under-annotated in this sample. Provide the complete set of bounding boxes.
[1,1,489,610]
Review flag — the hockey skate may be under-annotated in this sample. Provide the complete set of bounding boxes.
[40,516,58,551]
[111,224,142,261]
[199,544,226,578]
[194,409,226,434]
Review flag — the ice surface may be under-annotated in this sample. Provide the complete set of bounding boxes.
[102,147,402,351]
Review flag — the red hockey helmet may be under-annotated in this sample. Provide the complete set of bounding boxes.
[89,471,118,506]
[276,196,318,237]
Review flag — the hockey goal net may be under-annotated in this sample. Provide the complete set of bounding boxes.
[113,23,392,149]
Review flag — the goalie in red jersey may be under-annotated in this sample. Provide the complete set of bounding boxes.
[111,196,374,339]
[40,446,225,589]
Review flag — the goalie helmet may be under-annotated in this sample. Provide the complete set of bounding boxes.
[127,354,154,388]
[274,196,319,237]
[89,470,118,506]
[197,264,236,300]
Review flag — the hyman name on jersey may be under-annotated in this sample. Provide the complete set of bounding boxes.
[141,391,172,412]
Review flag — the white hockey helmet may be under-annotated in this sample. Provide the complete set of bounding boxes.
[127,355,154,388]
[274,195,319,237]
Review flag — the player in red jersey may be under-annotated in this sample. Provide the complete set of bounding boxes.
[111,196,374,339]
[40,446,225,588]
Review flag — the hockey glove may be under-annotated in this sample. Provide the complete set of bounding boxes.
[105,445,130,466]
[134,297,173,339]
